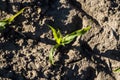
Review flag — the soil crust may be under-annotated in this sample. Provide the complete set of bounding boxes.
[0,0,120,80]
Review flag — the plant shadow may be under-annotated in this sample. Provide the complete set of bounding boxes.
[0,64,26,80]
[75,40,118,79]
[50,39,119,80]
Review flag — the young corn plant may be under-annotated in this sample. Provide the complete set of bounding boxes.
[0,8,26,31]
[48,25,91,65]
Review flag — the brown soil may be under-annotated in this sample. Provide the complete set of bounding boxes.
[0,0,120,80]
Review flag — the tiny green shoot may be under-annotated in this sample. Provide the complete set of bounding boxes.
[48,25,91,65]
[0,8,26,31]
[114,67,120,72]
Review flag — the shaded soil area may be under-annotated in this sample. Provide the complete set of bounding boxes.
[0,0,120,80]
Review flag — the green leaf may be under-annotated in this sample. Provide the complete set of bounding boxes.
[63,26,91,45]
[49,44,59,65]
[114,68,120,72]
[57,29,63,44]
[62,34,76,45]
[48,25,63,45]
[0,8,26,31]
[0,21,7,30]
[0,21,7,26]
[6,8,25,24]
[68,26,91,37]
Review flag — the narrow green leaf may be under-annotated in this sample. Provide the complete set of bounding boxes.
[48,25,58,41]
[48,25,63,45]
[49,44,59,65]
[114,68,120,72]
[62,35,75,45]
[63,26,91,45]
[0,21,7,31]
[0,21,7,26]
[0,21,7,27]
[7,8,25,24]
[69,26,91,36]
[49,46,55,65]
[0,7,26,31]
[57,29,63,44]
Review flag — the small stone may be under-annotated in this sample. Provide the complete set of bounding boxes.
[25,70,37,79]
[37,8,41,14]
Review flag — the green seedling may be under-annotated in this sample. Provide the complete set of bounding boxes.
[0,8,25,31]
[114,67,120,72]
[48,25,91,65]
